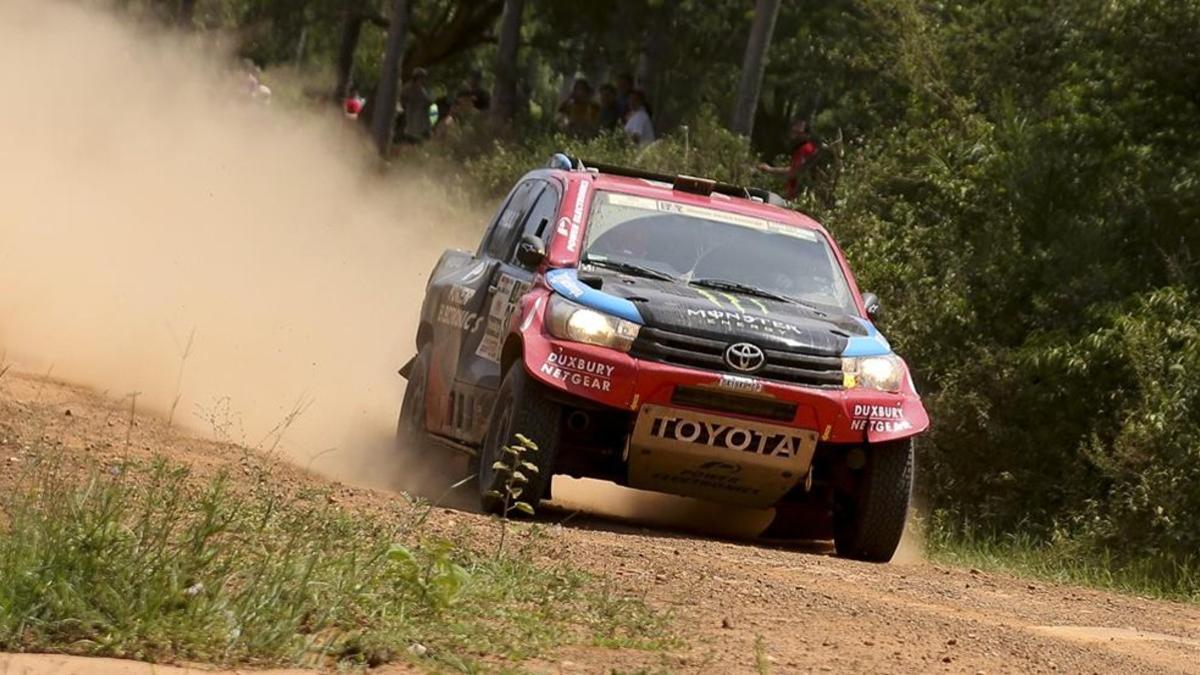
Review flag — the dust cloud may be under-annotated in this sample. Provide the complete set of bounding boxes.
[0,0,478,488]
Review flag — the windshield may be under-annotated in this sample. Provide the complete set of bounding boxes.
[582,190,858,314]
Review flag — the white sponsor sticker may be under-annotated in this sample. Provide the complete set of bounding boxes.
[539,350,614,392]
[603,192,818,240]
[436,304,482,331]
[475,274,530,363]
[555,274,588,299]
[717,374,764,393]
[649,415,803,458]
[849,403,911,433]
[566,182,589,252]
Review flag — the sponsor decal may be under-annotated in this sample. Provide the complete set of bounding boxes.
[697,460,742,473]
[476,274,530,363]
[435,284,482,331]
[648,468,759,496]
[538,350,614,391]
[603,192,818,240]
[717,374,764,393]
[849,403,912,433]
[436,304,482,331]
[687,308,811,339]
[447,285,475,305]
[563,182,588,252]
[555,273,588,299]
[649,415,803,458]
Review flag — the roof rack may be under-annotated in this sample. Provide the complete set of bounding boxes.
[547,154,783,205]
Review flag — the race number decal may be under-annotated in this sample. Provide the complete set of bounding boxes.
[475,274,530,363]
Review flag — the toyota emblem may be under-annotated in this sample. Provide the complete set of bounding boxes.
[724,342,765,373]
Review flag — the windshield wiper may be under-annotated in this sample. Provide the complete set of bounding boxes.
[690,278,827,316]
[583,256,677,282]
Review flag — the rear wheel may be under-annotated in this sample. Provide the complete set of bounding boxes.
[477,363,561,515]
[397,346,466,498]
[833,439,913,562]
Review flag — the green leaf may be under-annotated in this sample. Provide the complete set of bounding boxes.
[512,470,528,484]
[512,501,535,515]
[491,461,511,473]
[519,461,540,473]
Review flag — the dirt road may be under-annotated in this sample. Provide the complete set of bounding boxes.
[2,371,1198,674]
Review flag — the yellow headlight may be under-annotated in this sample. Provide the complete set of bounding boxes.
[547,296,640,352]
[842,354,904,392]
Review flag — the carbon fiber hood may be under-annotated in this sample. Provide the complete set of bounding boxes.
[580,269,864,355]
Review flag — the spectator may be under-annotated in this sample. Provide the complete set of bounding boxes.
[465,70,490,111]
[615,72,634,118]
[400,68,433,141]
[757,119,819,199]
[343,88,366,120]
[434,90,477,140]
[557,78,600,137]
[623,89,654,147]
[598,83,621,130]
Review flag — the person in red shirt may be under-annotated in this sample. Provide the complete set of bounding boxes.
[758,119,819,200]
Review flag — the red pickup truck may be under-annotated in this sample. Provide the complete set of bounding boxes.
[399,156,928,561]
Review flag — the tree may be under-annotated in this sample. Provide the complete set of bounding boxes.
[371,0,410,157]
[490,0,525,123]
[333,0,388,101]
[178,0,196,27]
[730,0,781,137]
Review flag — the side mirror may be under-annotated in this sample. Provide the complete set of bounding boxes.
[862,292,882,321]
[515,234,546,269]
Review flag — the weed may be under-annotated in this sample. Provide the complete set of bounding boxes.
[926,514,1200,603]
[754,634,770,674]
[0,450,672,670]
[485,433,540,556]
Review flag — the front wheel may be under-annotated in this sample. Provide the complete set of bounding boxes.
[833,439,913,562]
[477,363,561,515]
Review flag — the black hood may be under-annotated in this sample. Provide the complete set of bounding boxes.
[580,269,864,356]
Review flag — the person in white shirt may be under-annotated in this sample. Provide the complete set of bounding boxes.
[623,89,655,147]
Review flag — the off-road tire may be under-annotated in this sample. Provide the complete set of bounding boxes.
[396,346,463,494]
[833,439,913,562]
[477,363,561,515]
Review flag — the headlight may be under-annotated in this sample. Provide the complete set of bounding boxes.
[842,354,904,392]
[546,296,640,352]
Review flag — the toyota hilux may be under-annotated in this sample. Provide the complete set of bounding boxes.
[398,155,929,561]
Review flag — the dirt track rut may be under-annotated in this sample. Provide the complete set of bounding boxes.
[2,372,1198,674]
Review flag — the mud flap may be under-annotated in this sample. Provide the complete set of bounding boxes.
[398,355,416,380]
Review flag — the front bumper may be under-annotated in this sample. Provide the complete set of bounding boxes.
[518,298,929,446]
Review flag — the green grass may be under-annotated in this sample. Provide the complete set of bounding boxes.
[925,515,1200,604]
[0,453,672,671]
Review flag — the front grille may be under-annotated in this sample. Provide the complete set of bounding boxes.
[672,385,798,422]
[632,326,844,388]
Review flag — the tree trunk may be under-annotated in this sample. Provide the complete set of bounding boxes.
[333,12,364,101]
[730,0,781,138]
[178,0,196,28]
[490,0,525,124]
[371,0,410,157]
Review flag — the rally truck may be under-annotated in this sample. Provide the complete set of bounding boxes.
[398,155,929,562]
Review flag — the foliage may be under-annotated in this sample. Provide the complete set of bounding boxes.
[0,454,671,669]
[821,0,1200,585]
[110,0,1200,594]
[486,433,541,555]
